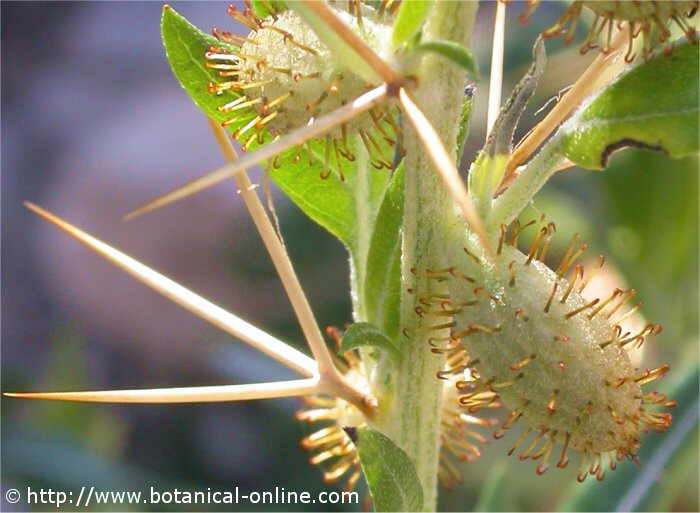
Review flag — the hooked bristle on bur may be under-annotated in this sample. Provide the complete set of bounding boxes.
[296,402,363,491]
[523,0,699,62]
[433,337,499,489]
[205,1,400,181]
[295,327,366,492]
[418,215,674,482]
[297,325,497,492]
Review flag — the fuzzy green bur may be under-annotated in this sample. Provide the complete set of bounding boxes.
[448,243,642,456]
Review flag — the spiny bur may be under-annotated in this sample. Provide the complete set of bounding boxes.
[523,0,698,61]
[415,216,674,481]
[205,1,400,179]
[296,326,497,492]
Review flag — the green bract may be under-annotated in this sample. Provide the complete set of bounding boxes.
[339,322,399,358]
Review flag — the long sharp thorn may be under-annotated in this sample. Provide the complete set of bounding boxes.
[502,29,628,183]
[4,378,321,404]
[124,84,389,220]
[487,0,507,136]
[207,120,341,388]
[23,202,318,377]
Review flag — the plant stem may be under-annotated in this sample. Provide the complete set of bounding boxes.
[372,3,478,510]
[398,89,492,257]
[489,132,565,229]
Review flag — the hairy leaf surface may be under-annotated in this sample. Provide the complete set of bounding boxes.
[363,164,404,340]
[356,427,423,512]
[560,41,699,170]
[392,0,433,48]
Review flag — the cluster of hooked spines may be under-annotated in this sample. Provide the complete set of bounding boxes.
[203,0,400,180]
[413,215,674,482]
[295,326,497,492]
[523,0,699,62]
[295,327,364,492]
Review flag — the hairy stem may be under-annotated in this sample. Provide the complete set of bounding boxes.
[490,132,565,229]
[371,3,478,510]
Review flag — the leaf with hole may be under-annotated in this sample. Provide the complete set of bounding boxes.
[559,40,699,170]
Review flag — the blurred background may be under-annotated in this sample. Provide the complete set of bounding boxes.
[2,1,697,511]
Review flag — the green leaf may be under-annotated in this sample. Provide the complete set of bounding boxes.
[160,6,393,252]
[413,39,478,80]
[266,139,357,247]
[267,131,393,252]
[558,363,699,512]
[356,427,424,512]
[339,322,398,358]
[560,40,699,170]
[599,151,698,340]
[391,0,433,48]
[264,131,393,254]
[363,164,404,340]
[250,0,287,19]
[160,5,242,129]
